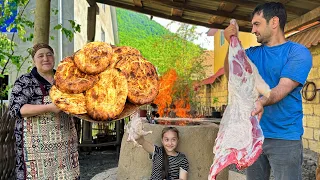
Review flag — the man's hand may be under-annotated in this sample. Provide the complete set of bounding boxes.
[224,24,238,43]
[251,100,264,121]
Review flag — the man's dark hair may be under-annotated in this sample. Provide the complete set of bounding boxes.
[251,2,287,32]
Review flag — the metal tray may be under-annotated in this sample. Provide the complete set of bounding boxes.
[70,102,140,123]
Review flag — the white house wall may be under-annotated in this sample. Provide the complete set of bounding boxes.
[96,4,115,45]
[74,0,115,50]
[73,0,89,51]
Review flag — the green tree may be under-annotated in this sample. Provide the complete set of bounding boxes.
[116,8,208,107]
[0,0,81,110]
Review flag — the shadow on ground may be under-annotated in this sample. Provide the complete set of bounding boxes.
[79,147,119,180]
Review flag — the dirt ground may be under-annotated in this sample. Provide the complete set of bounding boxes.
[79,147,119,180]
[79,148,318,180]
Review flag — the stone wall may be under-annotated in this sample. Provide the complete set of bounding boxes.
[302,44,320,152]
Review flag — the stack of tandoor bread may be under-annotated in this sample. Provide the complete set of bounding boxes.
[49,42,159,121]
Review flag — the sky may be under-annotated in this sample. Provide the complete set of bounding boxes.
[148,16,214,50]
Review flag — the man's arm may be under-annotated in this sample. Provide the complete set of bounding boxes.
[252,77,300,120]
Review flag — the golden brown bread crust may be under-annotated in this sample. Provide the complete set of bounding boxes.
[109,46,141,68]
[85,69,128,120]
[49,85,87,114]
[54,56,98,94]
[74,42,113,75]
[113,46,141,56]
[115,55,159,105]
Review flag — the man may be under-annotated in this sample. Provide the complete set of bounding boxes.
[223,2,312,180]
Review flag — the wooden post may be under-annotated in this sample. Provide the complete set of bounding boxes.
[87,6,97,42]
[34,0,51,44]
[116,120,121,158]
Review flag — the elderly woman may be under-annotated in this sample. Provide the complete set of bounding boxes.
[9,43,80,180]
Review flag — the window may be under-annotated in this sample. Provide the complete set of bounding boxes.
[101,28,105,42]
[102,4,105,11]
[220,30,225,46]
[0,75,9,100]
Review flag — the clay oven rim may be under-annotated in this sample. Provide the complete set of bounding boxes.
[152,117,221,126]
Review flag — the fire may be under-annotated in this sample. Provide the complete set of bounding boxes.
[153,69,193,119]
[175,119,187,126]
[153,69,178,117]
[174,99,191,118]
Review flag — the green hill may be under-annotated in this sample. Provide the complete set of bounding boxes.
[116,8,205,77]
[116,8,168,38]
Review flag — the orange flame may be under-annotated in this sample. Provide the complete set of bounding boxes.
[153,69,195,121]
[174,99,191,118]
[153,69,178,117]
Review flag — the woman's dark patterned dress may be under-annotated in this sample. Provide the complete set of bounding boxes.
[9,67,80,180]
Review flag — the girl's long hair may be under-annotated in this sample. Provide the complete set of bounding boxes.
[161,126,179,179]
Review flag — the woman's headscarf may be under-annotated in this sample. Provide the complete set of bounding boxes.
[31,43,54,58]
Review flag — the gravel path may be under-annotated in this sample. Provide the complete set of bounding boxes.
[91,168,117,180]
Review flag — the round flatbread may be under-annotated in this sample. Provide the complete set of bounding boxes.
[113,46,141,56]
[54,56,98,94]
[74,42,113,75]
[49,85,87,114]
[86,69,128,120]
[115,55,159,105]
[109,46,141,68]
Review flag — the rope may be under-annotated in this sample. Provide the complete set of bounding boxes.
[302,81,317,101]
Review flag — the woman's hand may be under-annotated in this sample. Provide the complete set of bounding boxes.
[47,103,61,114]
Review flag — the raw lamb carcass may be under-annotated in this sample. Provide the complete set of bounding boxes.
[126,111,152,147]
[208,19,271,180]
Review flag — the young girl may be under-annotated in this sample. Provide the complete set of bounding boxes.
[136,127,189,180]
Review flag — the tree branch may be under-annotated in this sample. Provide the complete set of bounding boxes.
[1,0,31,75]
